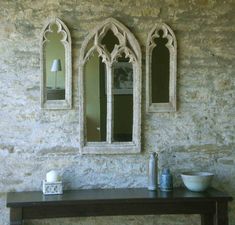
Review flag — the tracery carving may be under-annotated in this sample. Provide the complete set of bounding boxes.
[42,20,69,45]
[81,22,138,66]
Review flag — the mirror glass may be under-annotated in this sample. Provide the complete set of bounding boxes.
[113,55,133,142]
[44,23,65,100]
[151,30,169,103]
[85,52,107,142]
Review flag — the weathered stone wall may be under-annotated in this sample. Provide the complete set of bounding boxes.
[0,0,234,224]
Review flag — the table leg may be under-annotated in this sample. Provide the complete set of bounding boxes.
[201,214,214,225]
[215,201,229,225]
[10,208,23,225]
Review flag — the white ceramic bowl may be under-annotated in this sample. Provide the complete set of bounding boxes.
[181,172,214,192]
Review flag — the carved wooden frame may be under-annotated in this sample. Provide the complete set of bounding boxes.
[146,23,177,112]
[78,18,142,154]
[40,18,72,109]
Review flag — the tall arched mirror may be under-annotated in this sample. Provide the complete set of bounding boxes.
[79,18,141,154]
[146,23,177,112]
[41,18,72,109]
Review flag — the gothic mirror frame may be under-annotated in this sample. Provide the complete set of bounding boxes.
[78,18,142,154]
[146,23,177,112]
[40,17,72,109]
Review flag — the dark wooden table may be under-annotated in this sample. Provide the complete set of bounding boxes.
[7,187,232,225]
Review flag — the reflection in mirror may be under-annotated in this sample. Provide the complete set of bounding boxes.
[101,29,119,54]
[113,55,133,142]
[41,18,72,109]
[146,23,177,112]
[44,23,65,100]
[85,52,107,142]
[151,30,169,103]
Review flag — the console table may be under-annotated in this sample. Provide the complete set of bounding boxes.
[7,187,232,225]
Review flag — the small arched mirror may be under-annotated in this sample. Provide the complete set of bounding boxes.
[41,18,72,109]
[146,23,177,112]
[79,18,141,154]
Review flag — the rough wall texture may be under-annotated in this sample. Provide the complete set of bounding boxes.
[0,0,234,224]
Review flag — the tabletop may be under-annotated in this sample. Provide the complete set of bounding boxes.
[7,187,233,208]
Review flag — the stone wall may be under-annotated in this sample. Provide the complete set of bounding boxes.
[0,0,234,224]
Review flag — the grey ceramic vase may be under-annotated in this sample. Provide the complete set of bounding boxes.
[148,152,158,191]
[160,168,173,192]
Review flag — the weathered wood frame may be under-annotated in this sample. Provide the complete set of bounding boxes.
[146,23,177,113]
[78,18,142,154]
[40,18,72,109]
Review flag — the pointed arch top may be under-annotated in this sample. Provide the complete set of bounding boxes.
[41,17,71,47]
[147,23,176,55]
[79,17,141,65]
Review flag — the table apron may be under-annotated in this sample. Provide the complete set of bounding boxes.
[22,201,216,220]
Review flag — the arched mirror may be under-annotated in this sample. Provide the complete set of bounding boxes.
[146,23,177,112]
[41,18,72,109]
[79,18,141,154]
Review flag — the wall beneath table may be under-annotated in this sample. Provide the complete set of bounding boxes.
[0,0,234,225]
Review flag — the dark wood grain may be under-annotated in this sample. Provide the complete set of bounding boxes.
[216,201,229,225]
[10,208,22,225]
[6,187,232,225]
[201,214,214,225]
